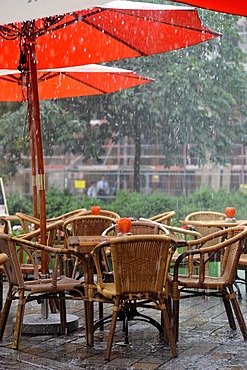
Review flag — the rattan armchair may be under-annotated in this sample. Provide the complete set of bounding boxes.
[0,233,85,349]
[185,211,225,245]
[64,215,117,278]
[102,220,170,273]
[168,226,247,342]
[91,234,177,360]
[64,215,117,241]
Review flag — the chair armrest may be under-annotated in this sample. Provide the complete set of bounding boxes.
[164,225,202,239]
[102,225,116,236]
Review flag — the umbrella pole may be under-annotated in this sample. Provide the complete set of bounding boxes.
[27,82,38,220]
[27,37,47,274]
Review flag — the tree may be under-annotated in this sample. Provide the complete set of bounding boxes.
[92,11,247,190]
[0,11,246,192]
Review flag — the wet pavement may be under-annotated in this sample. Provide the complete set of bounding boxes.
[0,281,247,370]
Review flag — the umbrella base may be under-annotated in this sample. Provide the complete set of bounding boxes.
[13,313,79,335]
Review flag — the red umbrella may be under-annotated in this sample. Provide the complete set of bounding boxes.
[0,65,154,101]
[168,1,247,17]
[0,1,220,263]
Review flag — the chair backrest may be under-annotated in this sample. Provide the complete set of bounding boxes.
[185,211,225,247]
[82,209,120,220]
[20,220,63,246]
[64,215,117,239]
[15,212,41,233]
[219,227,247,284]
[185,211,225,222]
[46,209,87,222]
[102,220,169,236]
[109,235,172,295]
[0,233,25,288]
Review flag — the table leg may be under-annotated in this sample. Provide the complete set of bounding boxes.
[85,258,94,347]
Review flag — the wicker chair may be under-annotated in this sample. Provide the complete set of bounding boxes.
[0,233,85,350]
[185,211,225,246]
[91,234,177,360]
[149,211,175,226]
[168,225,247,342]
[64,215,117,278]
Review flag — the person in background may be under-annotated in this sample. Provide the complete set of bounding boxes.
[87,181,97,198]
[96,176,110,198]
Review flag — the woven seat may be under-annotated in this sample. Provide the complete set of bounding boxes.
[0,233,84,349]
[168,225,247,342]
[91,234,177,361]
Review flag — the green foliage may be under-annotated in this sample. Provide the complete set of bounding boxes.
[7,193,33,215]
[6,187,247,223]
[45,186,83,218]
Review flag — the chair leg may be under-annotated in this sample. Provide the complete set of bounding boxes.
[172,296,180,342]
[161,300,177,358]
[0,271,3,311]
[222,294,237,330]
[12,289,25,350]
[0,285,13,340]
[228,286,247,340]
[59,292,67,334]
[105,296,120,361]
[99,302,104,331]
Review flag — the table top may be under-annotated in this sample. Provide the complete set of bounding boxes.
[68,233,187,253]
[68,235,112,254]
[179,219,247,228]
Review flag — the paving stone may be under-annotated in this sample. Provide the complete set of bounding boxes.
[0,281,247,369]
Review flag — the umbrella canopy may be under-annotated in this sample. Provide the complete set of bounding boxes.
[0,64,154,101]
[168,1,247,17]
[0,0,108,24]
[0,1,221,70]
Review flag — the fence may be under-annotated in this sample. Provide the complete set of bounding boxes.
[6,143,247,198]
